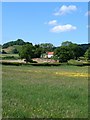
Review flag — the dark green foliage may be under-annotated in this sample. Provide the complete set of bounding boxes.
[69,43,84,59]
[12,48,19,54]
[2,50,7,54]
[52,55,59,61]
[84,47,90,60]
[15,39,25,45]
[29,63,61,66]
[1,61,22,66]
[61,41,73,46]
[79,43,90,53]
[33,44,42,58]
[0,44,2,52]
[2,39,25,48]
[25,42,33,45]
[40,43,54,53]
[30,60,37,63]
[19,44,34,63]
[54,46,71,62]
[54,41,84,62]
[2,55,20,60]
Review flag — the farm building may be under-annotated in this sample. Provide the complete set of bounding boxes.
[47,52,54,58]
[41,52,54,59]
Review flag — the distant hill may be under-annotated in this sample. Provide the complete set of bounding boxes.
[2,39,33,54]
[2,39,26,49]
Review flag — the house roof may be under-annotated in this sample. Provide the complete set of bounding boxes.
[47,52,54,55]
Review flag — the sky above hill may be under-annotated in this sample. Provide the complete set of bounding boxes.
[2,2,89,46]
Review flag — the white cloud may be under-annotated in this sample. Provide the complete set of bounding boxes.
[48,20,57,25]
[85,11,90,16]
[50,24,77,33]
[54,5,77,16]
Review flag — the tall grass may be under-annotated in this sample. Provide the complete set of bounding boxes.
[2,65,88,118]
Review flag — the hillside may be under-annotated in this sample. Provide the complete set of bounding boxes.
[2,39,25,49]
[2,39,33,54]
[2,45,22,54]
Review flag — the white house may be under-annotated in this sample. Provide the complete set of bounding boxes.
[47,52,54,58]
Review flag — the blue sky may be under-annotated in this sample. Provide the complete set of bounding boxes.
[2,2,89,46]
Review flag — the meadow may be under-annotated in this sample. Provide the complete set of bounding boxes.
[2,65,88,118]
[0,54,19,60]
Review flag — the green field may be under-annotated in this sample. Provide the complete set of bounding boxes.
[0,54,19,59]
[2,65,88,118]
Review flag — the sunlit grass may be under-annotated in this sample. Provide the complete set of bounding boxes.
[2,65,88,118]
[55,71,89,77]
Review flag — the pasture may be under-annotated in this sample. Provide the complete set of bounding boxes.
[0,54,19,60]
[2,65,88,118]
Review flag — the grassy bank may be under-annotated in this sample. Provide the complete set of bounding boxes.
[2,65,88,118]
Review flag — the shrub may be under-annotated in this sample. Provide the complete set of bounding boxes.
[2,50,7,54]
[29,63,61,66]
[2,56,18,60]
[68,59,83,66]
[1,61,22,66]
[1,61,61,66]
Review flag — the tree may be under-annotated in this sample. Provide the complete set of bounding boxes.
[54,46,72,62]
[54,41,84,62]
[69,43,84,59]
[40,43,54,53]
[19,44,34,63]
[34,45,42,58]
[84,47,90,60]
[15,39,25,45]
[2,50,7,54]
[61,41,72,46]
[12,48,19,54]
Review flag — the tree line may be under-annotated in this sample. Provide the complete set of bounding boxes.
[2,39,90,63]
